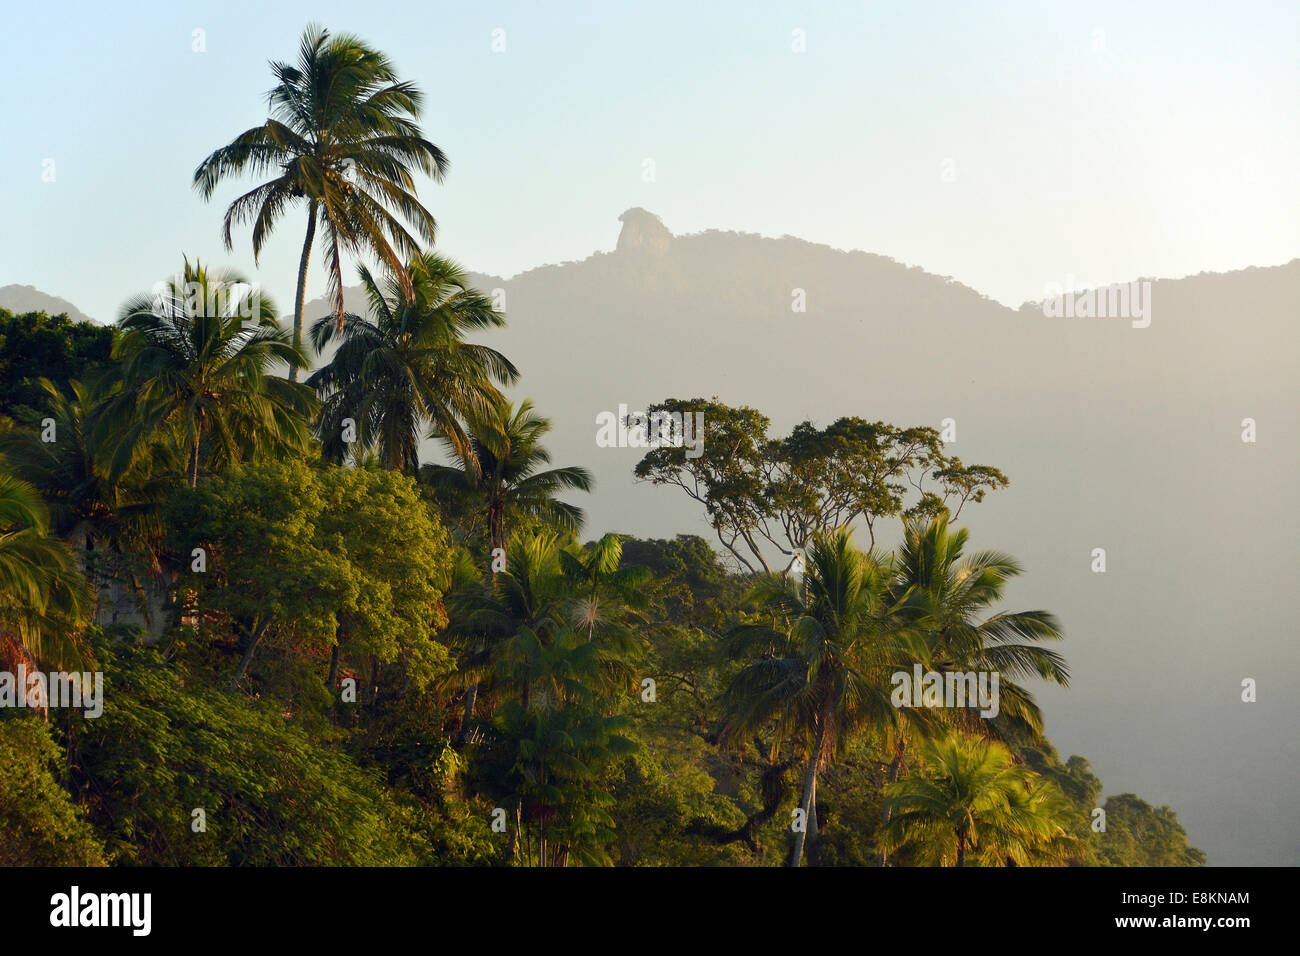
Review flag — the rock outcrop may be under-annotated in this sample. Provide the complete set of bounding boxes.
[615,207,673,256]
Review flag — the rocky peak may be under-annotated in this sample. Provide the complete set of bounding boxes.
[616,208,673,256]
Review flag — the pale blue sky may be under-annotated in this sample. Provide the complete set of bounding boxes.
[1,0,1296,320]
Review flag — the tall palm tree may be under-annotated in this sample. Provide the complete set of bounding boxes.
[722,527,922,867]
[309,254,518,473]
[880,732,1074,866]
[107,259,315,487]
[193,24,449,380]
[0,468,93,676]
[875,513,1068,864]
[421,398,592,553]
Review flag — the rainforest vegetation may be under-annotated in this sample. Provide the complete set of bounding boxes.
[0,25,1204,867]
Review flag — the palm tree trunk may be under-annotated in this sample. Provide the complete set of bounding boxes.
[509,803,521,861]
[790,751,819,867]
[489,500,504,558]
[461,516,504,741]
[461,681,479,740]
[188,407,207,488]
[790,717,829,867]
[290,200,318,384]
[188,432,200,488]
[877,734,907,866]
[956,831,967,868]
[0,632,48,722]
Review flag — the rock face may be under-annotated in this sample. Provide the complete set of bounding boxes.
[615,208,673,256]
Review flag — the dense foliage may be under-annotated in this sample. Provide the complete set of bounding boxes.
[0,309,113,419]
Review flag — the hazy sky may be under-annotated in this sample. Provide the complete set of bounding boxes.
[2,0,1297,320]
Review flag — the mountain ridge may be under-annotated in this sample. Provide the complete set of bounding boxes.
[5,208,1296,326]
[0,284,98,324]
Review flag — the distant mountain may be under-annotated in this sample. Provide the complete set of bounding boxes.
[293,213,1297,545]
[0,284,98,324]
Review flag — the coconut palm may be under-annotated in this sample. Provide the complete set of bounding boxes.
[480,533,571,642]
[107,258,315,487]
[974,772,1080,866]
[880,732,1075,866]
[421,398,592,553]
[309,254,518,473]
[0,380,177,633]
[0,468,93,675]
[888,512,1068,741]
[721,527,925,867]
[874,513,1068,863]
[193,23,449,379]
[0,378,174,551]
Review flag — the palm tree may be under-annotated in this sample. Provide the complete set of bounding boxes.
[0,379,177,634]
[477,629,636,866]
[107,258,315,487]
[0,468,93,676]
[193,24,449,380]
[421,398,592,553]
[0,378,174,551]
[480,533,571,641]
[880,732,1074,866]
[888,512,1068,741]
[465,538,641,866]
[448,531,644,737]
[721,527,920,867]
[441,532,566,738]
[559,533,649,643]
[874,513,1068,864]
[309,255,518,473]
